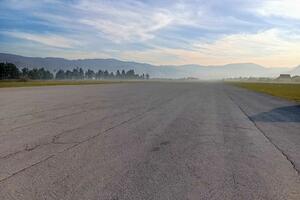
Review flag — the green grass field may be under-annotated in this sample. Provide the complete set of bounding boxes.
[231,82,300,103]
[0,80,132,88]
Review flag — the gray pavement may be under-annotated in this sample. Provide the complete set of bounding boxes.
[0,82,299,200]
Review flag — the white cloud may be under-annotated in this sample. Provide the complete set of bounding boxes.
[120,29,300,67]
[257,0,300,19]
[195,29,285,56]
[79,13,172,42]
[2,31,80,48]
[193,29,300,67]
[75,0,175,42]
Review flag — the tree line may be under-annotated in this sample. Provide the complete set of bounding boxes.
[0,63,150,80]
[55,69,149,80]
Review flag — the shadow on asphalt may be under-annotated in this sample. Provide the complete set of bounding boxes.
[250,105,300,122]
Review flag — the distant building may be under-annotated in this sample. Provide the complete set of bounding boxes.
[276,74,291,82]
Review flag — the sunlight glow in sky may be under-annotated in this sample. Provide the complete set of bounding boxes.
[1,0,300,67]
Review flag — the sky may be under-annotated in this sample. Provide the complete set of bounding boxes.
[1,0,300,68]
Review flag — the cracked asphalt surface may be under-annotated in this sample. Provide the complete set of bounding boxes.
[0,82,300,200]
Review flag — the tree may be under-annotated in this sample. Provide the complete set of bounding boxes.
[7,63,20,79]
[103,70,109,79]
[40,68,53,80]
[109,72,115,79]
[28,68,39,79]
[56,70,65,79]
[23,68,54,80]
[65,70,73,79]
[121,70,126,79]
[79,68,84,79]
[21,68,29,78]
[0,63,20,79]
[0,63,5,79]
[72,68,79,79]
[96,70,103,79]
[125,69,136,79]
[85,69,95,79]
[116,70,121,79]
[0,63,148,81]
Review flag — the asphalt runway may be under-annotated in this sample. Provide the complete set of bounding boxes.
[0,82,299,200]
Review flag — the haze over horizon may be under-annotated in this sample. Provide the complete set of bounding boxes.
[1,0,300,68]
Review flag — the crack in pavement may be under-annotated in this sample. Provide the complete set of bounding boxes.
[1,93,165,136]
[0,92,184,183]
[226,90,300,176]
[6,105,106,132]
[0,102,145,160]
[1,95,164,160]
[0,155,55,183]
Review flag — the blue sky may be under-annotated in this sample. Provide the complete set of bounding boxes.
[1,0,300,67]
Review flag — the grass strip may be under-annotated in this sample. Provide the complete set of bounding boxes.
[230,82,300,103]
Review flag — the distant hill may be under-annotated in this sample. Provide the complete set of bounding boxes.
[0,53,162,76]
[0,53,294,79]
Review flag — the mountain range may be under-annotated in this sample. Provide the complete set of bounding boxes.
[0,53,299,79]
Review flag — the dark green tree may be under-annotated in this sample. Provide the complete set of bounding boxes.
[21,68,29,78]
[109,72,115,79]
[0,63,5,79]
[103,70,109,79]
[79,68,84,79]
[116,70,121,79]
[72,68,79,79]
[65,70,73,79]
[0,63,20,79]
[55,70,65,79]
[96,70,103,79]
[126,69,135,79]
[121,70,126,79]
[85,69,95,79]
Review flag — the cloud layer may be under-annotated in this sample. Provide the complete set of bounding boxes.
[0,0,300,67]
